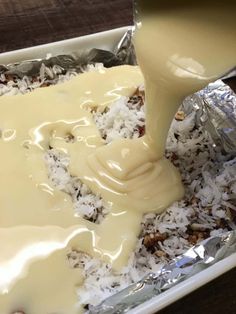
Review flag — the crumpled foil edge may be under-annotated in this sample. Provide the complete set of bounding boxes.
[89,230,236,314]
[0,28,235,314]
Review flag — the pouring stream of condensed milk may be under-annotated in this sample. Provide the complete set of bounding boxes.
[0,0,236,313]
[134,0,236,157]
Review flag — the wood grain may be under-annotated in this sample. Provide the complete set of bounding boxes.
[0,0,133,53]
[0,1,235,313]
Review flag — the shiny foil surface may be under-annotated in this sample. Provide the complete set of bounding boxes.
[89,231,236,314]
[0,28,235,314]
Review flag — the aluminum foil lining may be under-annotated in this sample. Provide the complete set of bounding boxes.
[0,29,136,79]
[1,28,235,153]
[187,81,236,154]
[200,82,236,153]
[89,230,236,314]
[0,28,235,313]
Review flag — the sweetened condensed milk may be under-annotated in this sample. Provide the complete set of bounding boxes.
[0,1,235,312]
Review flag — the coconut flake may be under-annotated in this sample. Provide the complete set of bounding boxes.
[1,63,235,309]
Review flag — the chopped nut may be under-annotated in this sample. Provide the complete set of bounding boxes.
[216,218,228,229]
[190,223,209,232]
[143,232,168,249]
[128,87,145,109]
[175,111,186,121]
[170,152,179,162]
[40,82,51,88]
[194,230,209,238]
[188,234,198,245]
[31,76,39,83]
[137,125,145,137]
[65,133,75,143]
[188,229,210,245]
[134,86,145,100]
[190,196,198,205]
[155,250,167,258]
[196,232,205,240]
[226,207,233,220]
[5,73,17,82]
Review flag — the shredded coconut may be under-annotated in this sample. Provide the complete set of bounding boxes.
[1,63,235,310]
[44,149,110,223]
[93,95,145,143]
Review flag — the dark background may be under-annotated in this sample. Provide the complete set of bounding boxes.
[0,1,235,313]
[0,0,133,52]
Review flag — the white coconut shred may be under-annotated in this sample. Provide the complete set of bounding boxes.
[0,63,235,310]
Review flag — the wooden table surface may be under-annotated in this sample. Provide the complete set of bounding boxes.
[0,1,235,313]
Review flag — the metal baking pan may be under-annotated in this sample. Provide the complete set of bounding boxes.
[0,26,235,314]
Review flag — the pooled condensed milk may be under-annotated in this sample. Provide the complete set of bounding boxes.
[0,0,236,313]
